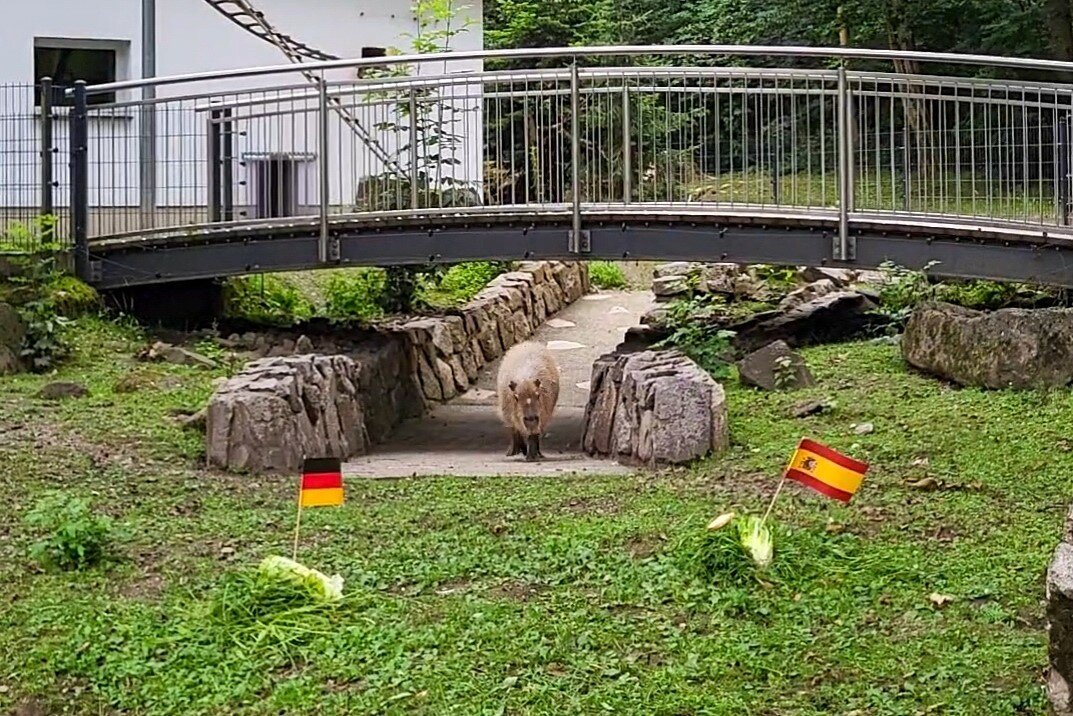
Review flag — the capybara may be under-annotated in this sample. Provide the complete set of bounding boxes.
[496,341,560,461]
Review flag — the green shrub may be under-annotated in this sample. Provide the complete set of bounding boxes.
[223,274,314,326]
[18,298,71,372]
[0,215,59,254]
[589,261,628,289]
[47,275,99,317]
[323,268,387,321]
[935,279,1046,310]
[654,295,736,378]
[25,492,116,571]
[417,262,507,309]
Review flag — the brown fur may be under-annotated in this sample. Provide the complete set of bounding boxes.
[496,341,560,460]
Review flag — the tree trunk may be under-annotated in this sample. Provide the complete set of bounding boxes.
[1045,0,1073,61]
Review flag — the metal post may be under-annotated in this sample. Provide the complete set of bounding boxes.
[771,116,780,204]
[902,124,911,212]
[39,77,54,221]
[70,81,90,280]
[139,0,157,230]
[208,109,222,222]
[569,61,584,252]
[408,89,419,210]
[318,79,331,263]
[1059,115,1070,226]
[220,108,234,221]
[836,64,854,261]
[622,84,631,204]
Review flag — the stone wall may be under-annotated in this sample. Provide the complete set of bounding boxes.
[207,354,369,473]
[582,349,729,466]
[205,261,589,472]
[390,261,589,404]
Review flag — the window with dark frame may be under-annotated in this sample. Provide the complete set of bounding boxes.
[357,46,387,78]
[34,46,117,106]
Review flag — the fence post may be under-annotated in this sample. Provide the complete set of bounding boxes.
[1059,115,1070,226]
[408,89,419,211]
[318,78,333,263]
[622,84,631,204]
[70,81,90,280]
[568,61,588,253]
[39,77,55,224]
[208,108,221,222]
[835,63,855,261]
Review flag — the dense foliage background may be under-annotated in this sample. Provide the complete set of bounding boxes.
[485,0,1063,67]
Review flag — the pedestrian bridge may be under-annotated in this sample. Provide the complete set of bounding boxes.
[63,45,1073,288]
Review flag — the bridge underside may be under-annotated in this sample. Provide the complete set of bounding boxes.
[87,209,1073,289]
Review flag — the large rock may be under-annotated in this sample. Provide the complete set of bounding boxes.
[0,302,25,352]
[730,290,879,353]
[652,275,690,298]
[1049,509,1073,714]
[583,349,729,465]
[207,355,369,473]
[778,279,838,311]
[738,340,815,391]
[902,302,1073,389]
[140,341,218,369]
[38,381,89,400]
[0,302,24,374]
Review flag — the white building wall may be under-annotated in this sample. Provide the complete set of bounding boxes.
[0,0,484,232]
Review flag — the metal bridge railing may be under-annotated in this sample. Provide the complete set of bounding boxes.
[61,45,1073,278]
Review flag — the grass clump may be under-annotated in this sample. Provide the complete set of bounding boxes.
[208,561,342,656]
[24,492,118,571]
[46,274,99,317]
[223,274,314,326]
[323,268,387,322]
[417,261,508,309]
[589,261,628,289]
[654,294,736,378]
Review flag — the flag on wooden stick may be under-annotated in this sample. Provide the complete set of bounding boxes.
[300,457,344,508]
[784,438,868,503]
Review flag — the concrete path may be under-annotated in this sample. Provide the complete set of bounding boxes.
[346,290,653,478]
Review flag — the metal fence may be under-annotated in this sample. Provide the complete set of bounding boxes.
[0,80,70,253]
[38,45,1073,274]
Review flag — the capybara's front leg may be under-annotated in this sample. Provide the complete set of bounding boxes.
[525,434,543,462]
[507,430,527,457]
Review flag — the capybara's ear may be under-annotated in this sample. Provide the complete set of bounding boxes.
[508,380,517,392]
[534,378,542,389]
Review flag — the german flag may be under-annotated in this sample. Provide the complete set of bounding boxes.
[299,457,344,508]
[785,438,869,503]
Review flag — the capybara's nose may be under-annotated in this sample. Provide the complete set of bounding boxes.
[523,415,538,426]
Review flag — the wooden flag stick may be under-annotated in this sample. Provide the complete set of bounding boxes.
[760,475,787,528]
[292,479,304,561]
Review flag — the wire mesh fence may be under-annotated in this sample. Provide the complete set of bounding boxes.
[0,81,70,253]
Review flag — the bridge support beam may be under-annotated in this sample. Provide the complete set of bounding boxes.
[86,222,1073,290]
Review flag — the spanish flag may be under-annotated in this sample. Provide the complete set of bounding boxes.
[785,438,868,503]
[299,457,344,508]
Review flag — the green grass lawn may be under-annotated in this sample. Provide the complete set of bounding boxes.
[0,318,1063,714]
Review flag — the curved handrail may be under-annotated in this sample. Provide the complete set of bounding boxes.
[81,44,1073,95]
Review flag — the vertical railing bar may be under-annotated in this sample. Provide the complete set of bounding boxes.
[318,77,330,263]
[622,82,632,204]
[408,89,419,211]
[569,61,582,252]
[836,63,851,260]
[70,81,90,280]
[39,77,55,224]
[208,108,221,222]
